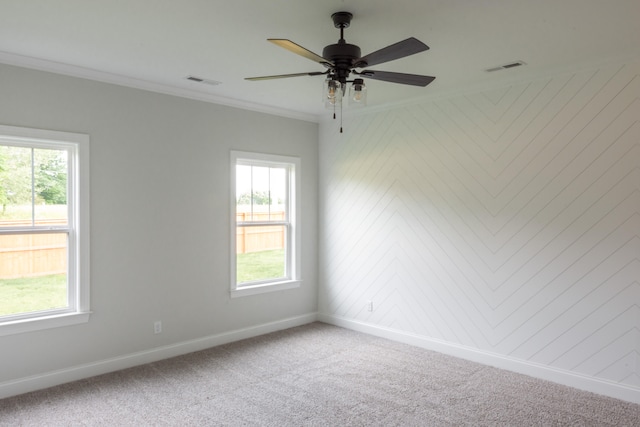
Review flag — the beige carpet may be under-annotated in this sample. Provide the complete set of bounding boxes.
[1,322,638,426]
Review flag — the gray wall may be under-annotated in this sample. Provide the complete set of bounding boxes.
[0,63,318,385]
[318,61,640,400]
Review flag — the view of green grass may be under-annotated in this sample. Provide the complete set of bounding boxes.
[0,274,67,317]
[237,249,285,283]
[0,204,67,221]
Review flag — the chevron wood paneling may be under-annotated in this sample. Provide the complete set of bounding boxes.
[318,61,640,390]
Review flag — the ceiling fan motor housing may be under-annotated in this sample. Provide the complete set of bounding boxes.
[323,43,362,82]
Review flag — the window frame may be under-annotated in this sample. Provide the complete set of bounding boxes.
[230,150,301,297]
[0,125,90,336]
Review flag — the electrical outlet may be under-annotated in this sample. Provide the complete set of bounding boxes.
[367,300,373,312]
[154,320,162,334]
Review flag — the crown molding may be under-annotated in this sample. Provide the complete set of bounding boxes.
[0,51,320,123]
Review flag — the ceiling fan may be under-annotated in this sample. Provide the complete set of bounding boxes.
[246,11,435,113]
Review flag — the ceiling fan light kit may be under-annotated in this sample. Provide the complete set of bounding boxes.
[246,11,435,131]
[349,78,367,107]
[323,78,343,108]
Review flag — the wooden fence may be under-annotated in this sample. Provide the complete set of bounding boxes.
[0,219,67,279]
[0,212,285,279]
[236,211,285,254]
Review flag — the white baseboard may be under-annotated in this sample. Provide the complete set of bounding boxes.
[318,313,640,405]
[4,312,637,405]
[0,312,318,400]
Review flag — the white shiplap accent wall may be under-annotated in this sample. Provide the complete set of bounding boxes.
[318,61,640,398]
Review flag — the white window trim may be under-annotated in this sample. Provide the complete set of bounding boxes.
[230,150,301,298]
[0,124,90,336]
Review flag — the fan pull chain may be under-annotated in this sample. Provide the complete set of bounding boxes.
[340,101,343,133]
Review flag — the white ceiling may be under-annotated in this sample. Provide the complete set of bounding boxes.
[1,0,639,121]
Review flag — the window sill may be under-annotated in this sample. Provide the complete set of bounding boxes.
[0,311,91,337]
[230,280,301,298]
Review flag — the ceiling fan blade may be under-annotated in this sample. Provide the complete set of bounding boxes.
[245,71,327,81]
[359,70,435,87]
[268,39,334,66]
[355,37,429,68]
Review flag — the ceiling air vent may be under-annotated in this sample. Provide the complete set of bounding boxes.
[185,76,221,86]
[485,61,526,72]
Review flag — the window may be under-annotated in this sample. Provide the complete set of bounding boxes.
[230,151,300,297]
[0,125,90,336]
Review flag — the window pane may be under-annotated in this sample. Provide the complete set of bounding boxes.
[250,166,270,221]
[269,167,286,221]
[236,225,286,283]
[34,148,68,225]
[0,233,68,317]
[0,145,33,225]
[236,164,252,219]
[236,164,288,223]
